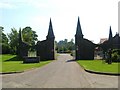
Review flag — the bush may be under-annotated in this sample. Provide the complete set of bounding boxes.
[1,43,10,54]
[111,49,120,62]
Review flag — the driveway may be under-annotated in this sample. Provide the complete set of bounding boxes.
[1,54,118,88]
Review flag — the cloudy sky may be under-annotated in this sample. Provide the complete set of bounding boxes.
[0,0,119,43]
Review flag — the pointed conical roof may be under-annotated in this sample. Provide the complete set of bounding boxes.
[46,18,55,39]
[108,26,113,40]
[75,17,83,38]
[19,28,23,42]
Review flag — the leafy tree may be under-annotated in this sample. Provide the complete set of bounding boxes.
[1,43,10,54]
[8,28,19,54]
[0,26,8,44]
[0,26,10,54]
[67,39,75,51]
[8,27,38,54]
[56,39,75,53]
[111,49,120,62]
[22,27,38,46]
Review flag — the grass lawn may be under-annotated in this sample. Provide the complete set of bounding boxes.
[77,60,120,74]
[0,54,52,73]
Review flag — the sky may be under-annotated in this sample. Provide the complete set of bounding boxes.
[0,0,119,44]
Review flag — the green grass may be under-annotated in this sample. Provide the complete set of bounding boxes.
[77,60,120,73]
[0,54,52,73]
[0,54,16,62]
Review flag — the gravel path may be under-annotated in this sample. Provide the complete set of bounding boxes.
[1,54,118,88]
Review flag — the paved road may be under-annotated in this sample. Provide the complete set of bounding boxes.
[1,54,118,88]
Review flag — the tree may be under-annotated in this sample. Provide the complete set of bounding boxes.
[111,49,120,62]
[8,27,38,54]
[0,26,10,54]
[8,28,19,54]
[56,39,75,53]
[22,27,38,46]
[67,39,75,51]
[0,26,8,44]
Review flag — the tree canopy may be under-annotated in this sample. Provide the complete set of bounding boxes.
[0,26,10,54]
[56,39,75,53]
[0,26,8,44]
[5,26,38,54]
[8,28,19,54]
[22,27,38,46]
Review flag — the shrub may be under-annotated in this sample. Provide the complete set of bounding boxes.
[111,49,120,62]
[1,43,10,54]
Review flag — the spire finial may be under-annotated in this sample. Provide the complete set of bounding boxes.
[109,26,113,40]
[75,16,83,38]
[46,18,55,39]
[19,27,23,42]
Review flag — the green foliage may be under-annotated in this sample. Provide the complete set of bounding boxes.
[0,27,8,44]
[7,27,38,54]
[8,28,19,54]
[111,49,120,62]
[22,27,38,46]
[1,43,10,54]
[56,39,75,53]
[0,26,10,54]
[0,26,4,43]
[1,26,38,54]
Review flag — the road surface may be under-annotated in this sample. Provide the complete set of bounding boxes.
[1,54,118,88]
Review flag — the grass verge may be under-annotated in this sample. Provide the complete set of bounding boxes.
[0,54,52,73]
[77,60,120,74]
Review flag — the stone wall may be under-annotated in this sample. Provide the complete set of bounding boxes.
[36,39,55,60]
[75,37,95,60]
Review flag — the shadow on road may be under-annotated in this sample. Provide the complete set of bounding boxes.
[66,59,76,63]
